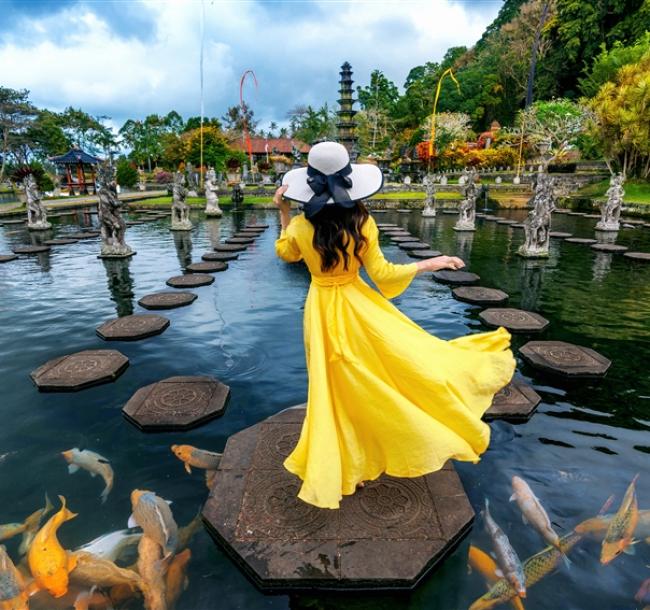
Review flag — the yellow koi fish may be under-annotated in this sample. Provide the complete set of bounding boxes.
[171,445,222,474]
[165,549,191,610]
[468,546,525,610]
[137,535,168,610]
[0,545,29,610]
[601,475,639,564]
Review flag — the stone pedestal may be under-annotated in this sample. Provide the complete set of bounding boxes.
[453,221,476,232]
[171,218,193,231]
[27,220,52,231]
[99,243,135,259]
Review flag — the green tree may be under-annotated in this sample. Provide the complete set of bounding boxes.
[357,70,399,114]
[288,104,335,143]
[183,115,222,132]
[58,107,115,154]
[0,87,38,181]
[116,158,138,188]
[27,110,70,159]
[221,102,257,135]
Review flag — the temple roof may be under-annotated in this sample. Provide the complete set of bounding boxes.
[50,148,102,165]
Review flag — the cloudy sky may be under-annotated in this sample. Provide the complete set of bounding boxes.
[0,0,501,130]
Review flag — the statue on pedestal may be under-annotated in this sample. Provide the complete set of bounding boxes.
[596,173,624,232]
[454,169,478,231]
[185,162,198,197]
[421,173,436,217]
[204,167,223,217]
[231,183,244,209]
[24,174,51,231]
[171,171,193,231]
[138,168,146,192]
[518,172,555,258]
[291,144,302,168]
[97,161,134,258]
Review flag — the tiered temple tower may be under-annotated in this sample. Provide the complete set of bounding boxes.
[336,62,359,159]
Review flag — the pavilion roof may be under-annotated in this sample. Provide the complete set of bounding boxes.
[50,148,102,165]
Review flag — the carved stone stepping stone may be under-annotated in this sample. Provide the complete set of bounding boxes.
[590,243,628,253]
[479,308,549,333]
[432,270,480,285]
[567,211,584,216]
[12,245,51,254]
[166,274,214,288]
[371,209,387,213]
[377,223,398,229]
[483,216,499,222]
[390,235,416,242]
[43,238,79,245]
[397,209,411,213]
[510,223,525,229]
[0,254,18,263]
[484,381,542,422]
[245,223,269,229]
[67,232,100,239]
[126,221,145,226]
[520,341,611,378]
[138,291,197,310]
[96,314,170,341]
[186,261,228,273]
[399,241,430,250]
[202,406,474,591]
[452,286,509,305]
[225,237,255,245]
[202,251,238,262]
[233,232,259,239]
[442,209,458,215]
[214,243,248,253]
[31,349,129,392]
[408,249,442,259]
[624,252,650,262]
[585,214,601,219]
[496,219,518,225]
[2,219,25,225]
[549,232,572,238]
[564,237,597,245]
[621,219,644,226]
[554,209,571,214]
[123,375,230,431]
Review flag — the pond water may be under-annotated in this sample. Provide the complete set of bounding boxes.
[0,205,649,610]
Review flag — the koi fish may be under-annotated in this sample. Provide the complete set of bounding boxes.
[27,496,78,598]
[483,499,526,598]
[601,474,639,564]
[137,535,168,610]
[19,494,55,557]
[72,586,113,610]
[636,578,650,605]
[69,550,144,593]
[468,546,525,610]
[177,512,203,552]
[129,490,178,558]
[171,445,222,474]
[76,529,142,563]
[165,549,191,610]
[469,532,582,610]
[0,545,29,610]
[62,449,114,504]
[510,476,569,566]
[576,509,650,539]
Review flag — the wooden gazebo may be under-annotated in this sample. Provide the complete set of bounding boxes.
[50,147,102,195]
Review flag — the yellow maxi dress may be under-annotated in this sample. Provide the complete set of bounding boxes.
[275,213,516,509]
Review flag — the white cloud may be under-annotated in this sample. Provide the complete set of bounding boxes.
[0,0,500,128]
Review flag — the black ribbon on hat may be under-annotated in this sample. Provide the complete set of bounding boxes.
[304,163,354,218]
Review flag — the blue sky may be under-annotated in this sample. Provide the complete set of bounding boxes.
[0,0,502,131]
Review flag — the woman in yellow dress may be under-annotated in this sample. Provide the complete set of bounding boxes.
[275,142,515,510]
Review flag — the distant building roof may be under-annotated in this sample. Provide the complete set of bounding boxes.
[50,148,102,165]
[231,137,311,155]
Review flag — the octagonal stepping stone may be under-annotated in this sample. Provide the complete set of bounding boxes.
[390,235,416,242]
[371,209,387,213]
[590,243,628,253]
[233,232,259,239]
[483,216,499,222]
[496,219,518,225]
[565,237,597,245]
[12,245,51,254]
[31,349,129,392]
[377,223,398,229]
[397,209,411,213]
[67,232,100,239]
[126,220,145,226]
[166,274,214,288]
[408,249,442,259]
[432,270,480,285]
[214,243,247,253]
[624,252,650,262]
[123,375,230,431]
[0,254,18,263]
[96,314,170,341]
[585,214,601,219]
[554,209,571,214]
[399,241,431,250]
[2,219,25,225]
[484,381,542,422]
[452,286,509,306]
[43,238,79,245]
[186,261,228,273]
[479,308,549,333]
[202,406,474,591]
[245,223,269,229]
[510,223,525,229]
[621,219,644,226]
[202,251,238,262]
[549,232,572,238]
[138,291,197,310]
[225,237,255,245]
[520,341,611,378]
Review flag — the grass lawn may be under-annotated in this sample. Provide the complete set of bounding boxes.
[577,179,650,204]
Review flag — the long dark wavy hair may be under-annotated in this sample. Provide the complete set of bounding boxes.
[308,202,370,272]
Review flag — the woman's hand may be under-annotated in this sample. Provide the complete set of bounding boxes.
[274,185,291,212]
[416,255,465,273]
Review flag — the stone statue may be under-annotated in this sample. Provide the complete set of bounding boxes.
[291,144,302,168]
[231,183,244,208]
[96,161,134,258]
[23,174,51,231]
[171,171,193,231]
[454,169,478,231]
[185,163,198,197]
[596,173,625,232]
[138,168,146,192]
[518,172,555,258]
[421,173,436,217]
[204,166,223,217]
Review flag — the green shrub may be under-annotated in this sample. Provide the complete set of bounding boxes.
[116,159,138,188]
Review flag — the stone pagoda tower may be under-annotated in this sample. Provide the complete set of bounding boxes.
[336,61,359,159]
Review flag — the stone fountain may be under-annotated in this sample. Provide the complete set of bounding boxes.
[23,174,51,231]
[171,171,193,231]
[454,169,478,232]
[595,173,624,232]
[204,167,223,217]
[421,173,436,217]
[96,161,134,258]
[518,171,555,258]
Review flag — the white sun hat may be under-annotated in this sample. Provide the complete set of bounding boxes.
[281,141,383,218]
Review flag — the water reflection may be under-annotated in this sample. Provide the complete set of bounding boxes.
[173,231,193,270]
[454,231,474,261]
[102,257,134,316]
[28,231,52,272]
[519,259,545,310]
[592,252,612,282]
[205,218,222,249]
[595,229,619,244]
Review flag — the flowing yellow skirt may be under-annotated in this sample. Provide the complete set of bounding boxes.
[284,275,516,509]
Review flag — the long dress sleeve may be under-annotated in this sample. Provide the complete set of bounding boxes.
[361,216,418,298]
[275,218,303,263]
